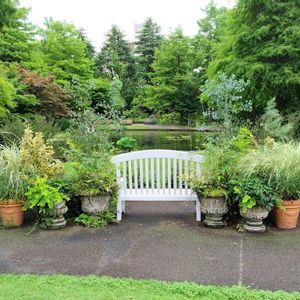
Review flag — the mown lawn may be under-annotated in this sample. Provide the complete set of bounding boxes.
[0,275,299,300]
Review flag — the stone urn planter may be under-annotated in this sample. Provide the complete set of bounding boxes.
[239,206,269,233]
[47,201,68,230]
[80,194,110,216]
[199,195,228,227]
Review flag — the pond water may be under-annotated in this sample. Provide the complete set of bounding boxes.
[124,130,209,151]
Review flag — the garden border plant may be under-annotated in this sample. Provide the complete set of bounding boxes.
[230,175,281,232]
[238,141,300,229]
[24,177,69,229]
[0,144,26,227]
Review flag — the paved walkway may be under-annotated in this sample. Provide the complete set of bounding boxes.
[0,202,299,292]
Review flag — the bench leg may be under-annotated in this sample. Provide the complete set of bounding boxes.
[117,197,122,221]
[196,199,201,222]
[122,201,125,214]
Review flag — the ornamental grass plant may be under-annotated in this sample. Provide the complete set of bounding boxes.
[238,141,300,200]
[0,144,25,202]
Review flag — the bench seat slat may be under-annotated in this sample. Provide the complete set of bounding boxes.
[121,189,198,201]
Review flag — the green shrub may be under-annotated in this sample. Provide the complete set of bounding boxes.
[24,177,69,219]
[157,112,181,124]
[66,110,117,158]
[20,128,63,178]
[0,115,63,146]
[200,127,256,186]
[201,73,251,128]
[229,175,281,212]
[0,117,25,145]
[75,211,117,228]
[116,137,137,152]
[72,154,116,196]
[260,98,293,141]
[190,175,227,198]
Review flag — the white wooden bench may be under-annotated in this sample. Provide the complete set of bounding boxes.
[112,150,204,221]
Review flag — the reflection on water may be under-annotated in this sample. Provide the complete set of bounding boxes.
[124,130,209,151]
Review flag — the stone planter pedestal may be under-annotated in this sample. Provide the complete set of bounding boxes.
[199,196,228,228]
[240,207,269,233]
[48,201,68,230]
[80,194,110,216]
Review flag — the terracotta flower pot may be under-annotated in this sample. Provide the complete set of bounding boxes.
[274,200,300,229]
[0,202,24,227]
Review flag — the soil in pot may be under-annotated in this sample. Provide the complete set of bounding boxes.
[274,200,300,229]
[0,202,24,227]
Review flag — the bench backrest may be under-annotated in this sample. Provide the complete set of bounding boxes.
[112,150,204,193]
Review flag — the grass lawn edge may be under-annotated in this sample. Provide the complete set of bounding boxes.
[0,274,299,300]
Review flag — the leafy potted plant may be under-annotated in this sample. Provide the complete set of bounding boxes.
[72,155,117,216]
[230,176,281,232]
[239,142,300,229]
[0,144,26,227]
[24,177,69,229]
[191,175,228,227]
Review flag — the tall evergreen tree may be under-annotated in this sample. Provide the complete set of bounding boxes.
[145,29,200,124]
[96,25,136,106]
[135,18,162,84]
[207,0,300,113]
[79,29,96,59]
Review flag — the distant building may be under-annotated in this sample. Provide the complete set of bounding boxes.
[134,23,143,40]
[127,23,143,55]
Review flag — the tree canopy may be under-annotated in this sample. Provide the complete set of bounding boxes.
[143,29,200,123]
[0,0,299,127]
[208,0,300,114]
